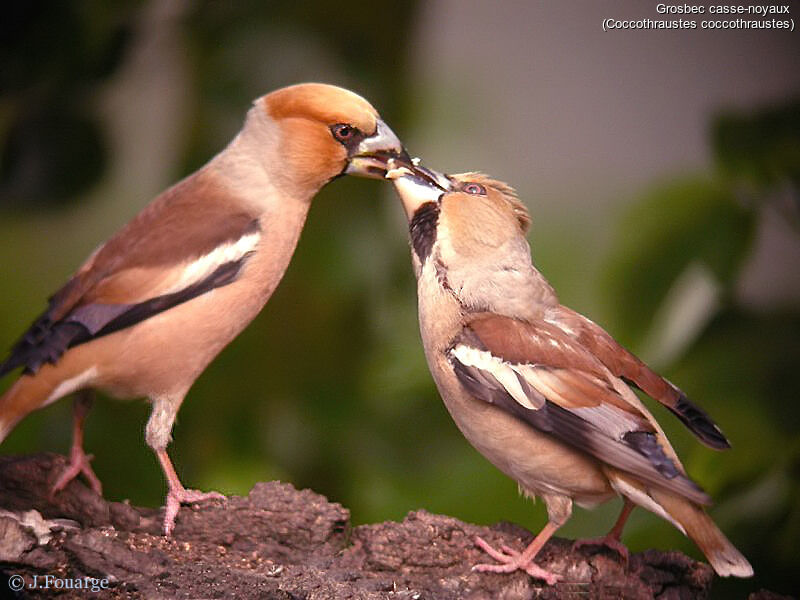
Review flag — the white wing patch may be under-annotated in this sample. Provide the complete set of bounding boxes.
[515,366,565,406]
[609,476,686,535]
[450,350,570,413]
[572,404,643,440]
[164,230,261,295]
[450,344,542,410]
[45,366,99,406]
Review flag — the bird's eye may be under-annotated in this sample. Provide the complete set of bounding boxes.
[463,183,487,195]
[331,123,357,142]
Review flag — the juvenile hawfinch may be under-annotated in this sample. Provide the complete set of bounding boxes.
[0,83,408,535]
[386,164,752,583]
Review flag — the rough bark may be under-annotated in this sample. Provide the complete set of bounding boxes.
[0,453,726,599]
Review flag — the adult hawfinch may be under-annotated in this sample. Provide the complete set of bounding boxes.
[0,83,408,535]
[386,164,752,583]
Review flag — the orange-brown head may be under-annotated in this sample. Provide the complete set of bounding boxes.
[261,83,408,194]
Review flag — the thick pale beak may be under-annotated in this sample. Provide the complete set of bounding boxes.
[385,160,449,219]
[345,119,410,179]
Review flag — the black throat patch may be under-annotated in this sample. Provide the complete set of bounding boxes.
[409,201,439,262]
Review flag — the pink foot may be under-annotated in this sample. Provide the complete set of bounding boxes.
[472,536,562,585]
[50,447,103,498]
[573,535,629,562]
[162,487,225,536]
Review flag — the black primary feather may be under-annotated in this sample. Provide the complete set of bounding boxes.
[621,376,730,450]
[450,353,711,505]
[451,358,551,430]
[671,393,731,450]
[0,256,251,377]
[622,430,681,479]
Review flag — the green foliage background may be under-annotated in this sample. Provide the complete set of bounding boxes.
[1,3,798,597]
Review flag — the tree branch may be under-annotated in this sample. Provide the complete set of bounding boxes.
[0,453,720,599]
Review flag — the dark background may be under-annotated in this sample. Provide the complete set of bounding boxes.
[1,2,798,597]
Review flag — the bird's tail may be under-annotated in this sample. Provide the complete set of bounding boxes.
[651,488,753,578]
[0,373,57,444]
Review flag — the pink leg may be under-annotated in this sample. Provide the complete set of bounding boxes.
[50,391,103,497]
[473,521,562,585]
[573,500,634,561]
[156,448,224,536]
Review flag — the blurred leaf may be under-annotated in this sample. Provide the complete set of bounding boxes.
[0,1,135,209]
[712,99,800,189]
[666,307,800,595]
[0,105,107,207]
[603,178,755,349]
[674,308,800,457]
[0,1,134,91]
[0,2,132,92]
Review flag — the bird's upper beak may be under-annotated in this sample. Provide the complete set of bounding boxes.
[345,119,411,179]
[385,159,451,219]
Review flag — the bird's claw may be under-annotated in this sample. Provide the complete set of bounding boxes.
[472,536,562,585]
[162,488,225,536]
[50,447,103,498]
[573,535,630,562]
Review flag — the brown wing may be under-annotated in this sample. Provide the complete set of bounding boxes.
[448,313,711,505]
[544,305,730,450]
[0,169,260,376]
